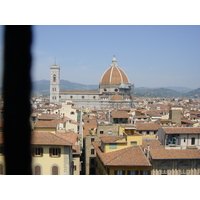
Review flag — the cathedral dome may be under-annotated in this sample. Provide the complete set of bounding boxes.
[100,56,130,85]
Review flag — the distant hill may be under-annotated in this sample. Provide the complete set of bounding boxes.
[183,88,200,98]
[134,87,183,98]
[165,86,193,94]
[31,79,199,98]
[32,80,98,95]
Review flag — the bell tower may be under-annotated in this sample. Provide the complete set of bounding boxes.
[50,64,60,104]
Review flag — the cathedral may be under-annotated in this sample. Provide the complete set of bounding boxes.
[50,56,134,109]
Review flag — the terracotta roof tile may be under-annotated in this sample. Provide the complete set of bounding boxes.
[136,123,159,131]
[111,110,129,118]
[100,136,125,143]
[92,141,151,166]
[162,127,200,134]
[32,131,72,146]
[34,120,57,128]
[142,138,200,160]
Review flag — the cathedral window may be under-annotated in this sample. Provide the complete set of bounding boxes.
[53,75,56,82]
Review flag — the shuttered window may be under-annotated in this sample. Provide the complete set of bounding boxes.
[49,147,61,157]
[35,165,41,175]
[33,147,43,156]
[52,166,59,175]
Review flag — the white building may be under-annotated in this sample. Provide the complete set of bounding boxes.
[50,56,135,109]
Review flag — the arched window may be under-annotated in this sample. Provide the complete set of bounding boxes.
[53,75,56,82]
[52,166,59,175]
[0,164,3,175]
[35,165,41,175]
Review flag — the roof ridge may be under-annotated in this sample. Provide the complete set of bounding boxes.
[139,145,151,166]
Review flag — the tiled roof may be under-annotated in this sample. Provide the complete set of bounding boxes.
[162,127,200,134]
[92,141,151,166]
[38,114,59,120]
[142,139,200,160]
[56,132,79,145]
[100,136,126,143]
[110,94,123,101]
[32,131,72,146]
[34,120,57,128]
[136,123,159,131]
[99,59,129,85]
[111,110,129,118]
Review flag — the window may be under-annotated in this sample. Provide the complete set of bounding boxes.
[191,137,195,145]
[109,143,117,149]
[184,137,186,142]
[52,166,59,175]
[82,96,84,99]
[70,111,75,115]
[35,165,41,175]
[140,170,150,175]
[70,96,73,99]
[131,141,137,146]
[100,131,104,134]
[53,75,56,82]
[74,165,77,171]
[49,147,61,157]
[108,130,112,134]
[114,170,125,175]
[91,138,95,142]
[161,169,167,175]
[93,96,96,99]
[33,147,43,157]
[128,170,138,175]
[146,131,150,135]
[91,149,95,154]
[181,169,187,175]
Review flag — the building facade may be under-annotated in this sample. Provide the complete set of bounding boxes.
[50,56,135,109]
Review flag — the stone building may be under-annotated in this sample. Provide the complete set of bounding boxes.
[142,139,200,175]
[50,56,135,109]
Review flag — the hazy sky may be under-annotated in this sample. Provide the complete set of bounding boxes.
[0,25,200,89]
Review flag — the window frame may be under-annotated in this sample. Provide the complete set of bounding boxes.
[49,147,61,157]
[33,147,43,157]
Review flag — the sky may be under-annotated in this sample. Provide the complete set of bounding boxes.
[0,25,200,89]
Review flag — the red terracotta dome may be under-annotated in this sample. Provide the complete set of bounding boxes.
[100,56,129,85]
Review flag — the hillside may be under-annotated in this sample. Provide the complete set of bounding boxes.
[183,88,200,98]
[134,87,183,98]
[31,80,200,98]
[32,80,98,95]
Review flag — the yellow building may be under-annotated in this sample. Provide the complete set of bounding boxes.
[92,139,151,175]
[0,131,74,175]
[119,125,157,146]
